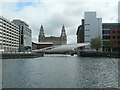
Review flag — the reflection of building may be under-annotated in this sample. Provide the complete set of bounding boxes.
[38,25,67,45]
[0,16,19,52]
[102,23,120,52]
[12,20,32,52]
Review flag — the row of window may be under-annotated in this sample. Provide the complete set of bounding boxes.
[103,36,120,39]
[112,36,120,39]
[102,30,120,34]
[102,30,110,34]
[112,30,120,34]
[0,22,19,32]
[102,24,118,29]
[0,25,19,34]
[2,40,19,44]
[103,41,120,45]
[0,18,19,29]
[1,47,18,51]
[114,41,120,44]
[2,44,19,47]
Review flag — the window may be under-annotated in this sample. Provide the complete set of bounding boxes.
[85,35,90,37]
[117,36,120,39]
[85,24,90,25]
[118,30,120,34]
[112,36,116,39]
[103,36,110,39]
[85,29,90,31]
[114,41,117,44]
[21,35,23,44]
[102,30,110,34]
[118,41,120,44]
[112,31,116,34]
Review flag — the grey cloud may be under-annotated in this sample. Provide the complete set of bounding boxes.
[1,0,119,44]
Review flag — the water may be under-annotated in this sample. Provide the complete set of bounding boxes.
[0,55,2,89]
[2,54,119,88]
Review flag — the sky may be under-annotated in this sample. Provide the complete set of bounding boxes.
[0,0,119,44]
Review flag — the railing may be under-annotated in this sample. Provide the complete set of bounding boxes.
[0,51,32,54]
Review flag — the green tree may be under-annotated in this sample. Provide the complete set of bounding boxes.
[90,37,102,52]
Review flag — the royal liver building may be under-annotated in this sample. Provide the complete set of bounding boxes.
[38,25,67,45]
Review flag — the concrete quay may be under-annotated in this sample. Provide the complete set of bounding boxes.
[77,51,120,58]
[1,52,44,59]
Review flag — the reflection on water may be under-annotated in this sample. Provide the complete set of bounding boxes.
[0,57,2,89]
[2,55,119,88]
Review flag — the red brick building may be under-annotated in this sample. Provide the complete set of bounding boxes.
[110,28,120,51]
[76,19,84,43]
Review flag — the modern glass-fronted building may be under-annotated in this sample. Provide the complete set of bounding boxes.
[12,19,32,52]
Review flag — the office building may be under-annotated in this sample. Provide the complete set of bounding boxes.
[84,12,102,50]
[102,23,120,52]
[0,16,19,52]
[12,19,32,52]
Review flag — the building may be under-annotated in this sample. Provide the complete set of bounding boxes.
[0,16,19,52]
[76,19,84,43]
[110,26,120,52]
[102,23,116,52]
[102,23,120,52]
[12,19,32,52]
[38,25,67,45]
[76,12,102,50]
[84,12,102,50]
[32,42,53,50]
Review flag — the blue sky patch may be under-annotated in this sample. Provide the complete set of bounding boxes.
[16,2,34,9]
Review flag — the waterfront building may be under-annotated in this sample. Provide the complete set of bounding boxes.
[102,23,120,52]
[38,25,67,45]
[32,42,53,50]
[12,19,32,52]
[76,19,84,43]
[0,16,19,52]
[84,12,102,50]
[76,12,102,50]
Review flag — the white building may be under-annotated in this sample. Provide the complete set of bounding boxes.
[12,20,32,52]
[0,16,19,52]
[84,12,102,50]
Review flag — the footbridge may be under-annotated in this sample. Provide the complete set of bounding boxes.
[32,43,90,55]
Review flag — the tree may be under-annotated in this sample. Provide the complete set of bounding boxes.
[90,37,102,52]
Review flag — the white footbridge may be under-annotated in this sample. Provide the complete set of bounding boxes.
[32,43,90,55]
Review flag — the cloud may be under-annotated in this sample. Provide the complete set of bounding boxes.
[0,0,119,44]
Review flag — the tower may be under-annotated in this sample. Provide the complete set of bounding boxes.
[60,25,67,44]
[38,25,45,42]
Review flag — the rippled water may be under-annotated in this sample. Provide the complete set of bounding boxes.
[2,54,119,88]
[0,57,2,89]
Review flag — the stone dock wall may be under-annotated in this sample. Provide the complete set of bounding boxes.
[1,52,44,59]
[77,51,120,58]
